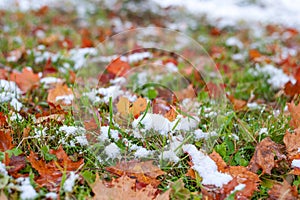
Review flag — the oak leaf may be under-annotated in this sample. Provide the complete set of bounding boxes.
[10,68,40,93]
[267,180,298,200]
[91,175,159,200]
[247,137,285,175]
[106,160,165,187]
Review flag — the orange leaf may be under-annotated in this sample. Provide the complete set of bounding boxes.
[28,145,83,191]
[106,58,131,76]
[10,68,40,93]
[116,97,130,116]
[283,129,300,160]
[47,84,73,105]
[0,130,13,151]
[227,95,247,111]
[130,97,147,118]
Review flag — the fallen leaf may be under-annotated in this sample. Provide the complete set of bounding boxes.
[283,130,300,159]
[287,102,300,129]
[268,180,298,200]
[0,68,8,79]
[47,84,73,105]
[106,160,165,187]
[91,175,158,200]
[174,84,195,101]
[247,137,285,175]
[6,46,25,62]
[284,81,300,96]
[130,97,147,118]
[164,108,177,122]
[106,57,131,77]
[10,68,40,93]
[39,34,59,46]
[227,95,247,111]
[210,151,260,199]
[116,97,130,116]
[28,145,84,190]
[0,130,13,151]
[0,112,7,127]
[4,155,26,178]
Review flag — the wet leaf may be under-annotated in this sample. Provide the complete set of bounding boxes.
[247,137,285,175]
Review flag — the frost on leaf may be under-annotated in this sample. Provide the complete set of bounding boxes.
[247,137,285,175]
[106,160,165,187]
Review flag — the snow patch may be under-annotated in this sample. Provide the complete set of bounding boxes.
[17,177,38,200]
[104,143,121,160]
[194,129,218,140]
[0,162,7,176]
[182,144,232,187]
[160,150,180,163]
[64,172,79,192]
[0,80,22,111]
[292,159,300,168]
[98,126,119,142]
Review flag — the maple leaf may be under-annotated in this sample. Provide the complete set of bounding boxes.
[287,102,300,129]
[247,137,285,175]
[27,145,84,190]
[47,84,74,105]
[10,68,40,93]
[4,154,26,178]
[91,175,160,200]
[284,81,300,96]
[116,97,147,118]
[267,180,298,200]
[106,57,131,77]
[106,160,165,187]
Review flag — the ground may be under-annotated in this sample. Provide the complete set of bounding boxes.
[0,0,300,199]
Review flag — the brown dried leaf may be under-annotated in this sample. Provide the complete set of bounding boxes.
[0,130,13,151]
[106,160,165,187]
[116,97,130,116]
[91,175,158,200]
[283,130,300,159]
[287,102,300,129]
[10,68,40,93]
[106,58,131,76]
[227,95,247,111]
[174,84,195,101]
[247,137,285,175]
[130,97,147,118]
[267,180,298,200]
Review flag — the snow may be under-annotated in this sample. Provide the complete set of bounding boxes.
[55,94,74,105]
[9,112,23,121]
[109,77,127,85]
[160,150,180,163]
[98,126,119,142]
[231,183,246,194]
[165,62,178,72]
[247,102,260,109]
[121,52,152,63]
[0,80,23,111]
[182,144,232,187]
[69,48,97,70]
[153,0,300,30]
[194,129,218,140]
[0,162,7,176]
[134,147,153,158]
[291,159,300,168]
[64,172,79,192]
[45,192,57,199]
[226,37,243,49]
[258,128,268,135]
[252,64,296,90]
[40,77,62,87]
[132,113,199,135]
[16,177,38,200]
[104,143,121,160]
[59,126,88,146]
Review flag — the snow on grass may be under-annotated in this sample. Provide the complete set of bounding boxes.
[120,52,153,63]
[194,129,218,140]
[182,144,232,187]
[98,126,119,142]
[45,192,57,199]
[69,48,97,70]
[16,177,38,200]
[226,37,243,49]
[160,150,180,163]
[132,113,199,135]
[84,85,125,104]
[153,0,300,29]
[0,80,23,111]
[252,64,296,90]
[134,147,153,158]
[40,77,63,88]
[59,126,88,146]
[104,143,121,160]
[258,128,268,135]
[63,172,79,192]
